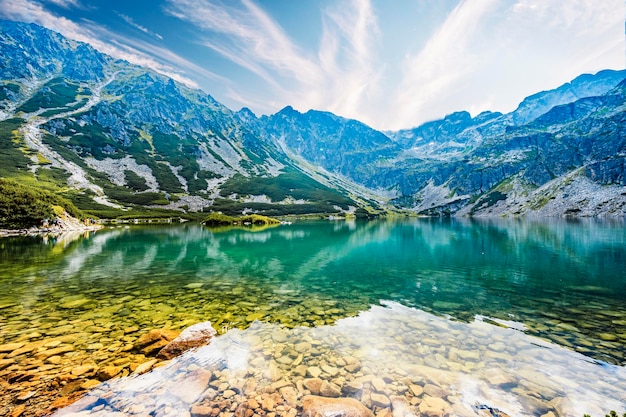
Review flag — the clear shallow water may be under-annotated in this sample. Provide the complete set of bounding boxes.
[1,218,626,416]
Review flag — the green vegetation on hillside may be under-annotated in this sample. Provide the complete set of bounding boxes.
[0,118,32,178]
[0,82,20,101]
[16,78,84,113]
[219,171,353,208]
[203,212,281,227]
[208,199,341,217]
[124,170,150,192]
[0,179,85,229]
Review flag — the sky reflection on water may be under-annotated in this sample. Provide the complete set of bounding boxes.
[55,301,626,417]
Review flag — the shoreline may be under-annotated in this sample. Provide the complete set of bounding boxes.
[0,225,103,238]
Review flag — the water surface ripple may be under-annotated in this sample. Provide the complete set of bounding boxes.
[0,218,625,416]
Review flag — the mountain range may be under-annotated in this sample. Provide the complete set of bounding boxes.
[1,20,625,219]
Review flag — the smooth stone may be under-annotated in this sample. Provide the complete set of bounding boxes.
[157,322,216,360]
[418,396,451,417]
[97,366,122,381]
[272,329,287,343]
[71,364,96,376]
[170,370,212,404]
[598,333,618,341]
[60,299,91,309]
[321,364,339,377]
[370,393,391,408]
[343,380,364,394]
[280,386,298,407]
[133,359,158,375]
[80,379,101,390]
[307,366,322,378]
[246,312,265,322]
[457,350,480,360]
[371,377,386,392]
[320,381,342,398]
[409,384,424,397]
[16,391,36,401]
[133,329,181,350]
[483,368,516,387]
[11,404,26,417]
[556,323,579,332]
[304,378,323,395]
[0,342,25,352]
[0,358,15,370]
[190,404,213,417]
[423,384,446,398]
[301,395,374,417]
[223,389,236,399]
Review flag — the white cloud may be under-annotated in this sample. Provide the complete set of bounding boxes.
[164,0,382,125]
[0,0,212,89]
[42,0,81,9]
[117,12,163,40]
[385,0,499,129]
[382,0,625,130]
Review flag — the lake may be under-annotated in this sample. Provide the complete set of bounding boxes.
[1,218,625,416]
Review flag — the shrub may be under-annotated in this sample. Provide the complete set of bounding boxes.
[0,179,84,228]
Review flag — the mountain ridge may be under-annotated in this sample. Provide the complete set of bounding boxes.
[1,20,625,220]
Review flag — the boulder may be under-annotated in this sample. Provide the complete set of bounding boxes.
[301,395,374,417]
[157,322,216,360]
[133,328,180,356]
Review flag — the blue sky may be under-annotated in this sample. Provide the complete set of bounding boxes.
[1,0,624,130]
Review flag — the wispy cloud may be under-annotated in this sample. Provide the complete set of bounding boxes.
[382,0,625,130]
[117,12,163,40]
[164,0,383,125]
[42,0,81,9]
[0,0,214,88]
[386,0,499,129]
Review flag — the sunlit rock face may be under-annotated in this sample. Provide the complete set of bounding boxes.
[2,20,625,216]
[54,302,626,417]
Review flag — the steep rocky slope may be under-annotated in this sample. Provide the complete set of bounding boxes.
[1,20,624,218]
[0,21,369,218]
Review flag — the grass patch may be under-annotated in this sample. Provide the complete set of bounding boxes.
[17,78,82,113]
[219,170,353,209]
[208,198,342,216]
[203,212,281,226]
[124,170,150,192]
[0,178,85,228]
[0,118,32,178]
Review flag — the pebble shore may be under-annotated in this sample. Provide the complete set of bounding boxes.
[48,302,626,417]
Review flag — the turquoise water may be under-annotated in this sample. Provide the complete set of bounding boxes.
[1,218,626,416]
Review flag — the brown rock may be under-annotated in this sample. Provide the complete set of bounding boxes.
[133,359,158,375]
[409,384,424,397]
[320,381,342,398]
[133,328,180,356]
[191,404,213,417]
[97,365,122,381]
[11,404,26,417]
[370,393,390,408]
[0,358,14,370]
[16,391,36,401]
[280,386,298,407]
[157,322,216,360]
[303,378,323,394]
[0,342,25,353]
[80,379,101,390]
[418,396,451,417]
[302,395,374,417]
[71,364,96,377]
[375,408,393,417]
